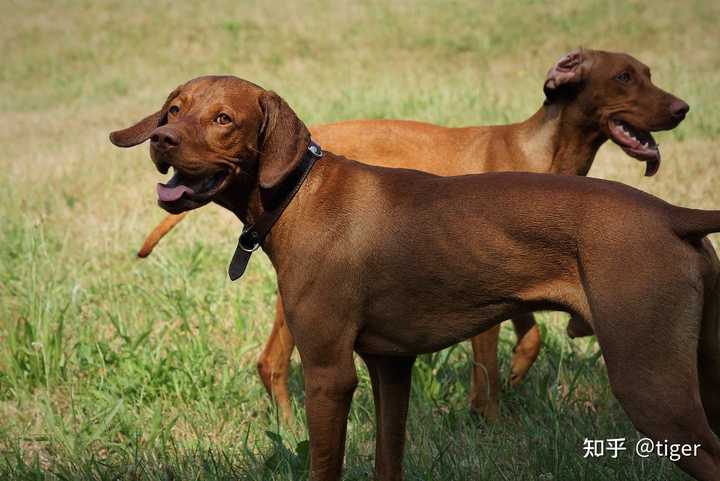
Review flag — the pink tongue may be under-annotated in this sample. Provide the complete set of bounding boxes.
[157,183,194,202]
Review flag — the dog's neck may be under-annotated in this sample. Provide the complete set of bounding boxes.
[213,147,322,276]
[517,100,607,176]
[213,157,326,282]
[213,178,288,279]
[214,173,261,225]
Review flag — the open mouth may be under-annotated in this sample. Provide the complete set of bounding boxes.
[608,119,661,177]
[156,168,230,209]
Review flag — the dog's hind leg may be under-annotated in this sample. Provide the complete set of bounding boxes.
[257,296,296,422]
[361,353,416,481]
[699,314,720,438]
[699,248,720,436]
[593,288,720,481]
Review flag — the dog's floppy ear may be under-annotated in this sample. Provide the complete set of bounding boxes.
[109,111,162,147]
[257,90,311,190]
[543,49,592,101]
[109,87,182,148]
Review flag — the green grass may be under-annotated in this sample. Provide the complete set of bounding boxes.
[1,0,719,479]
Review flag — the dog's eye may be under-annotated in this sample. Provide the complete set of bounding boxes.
[615,72,631,83]
[216,113,232,125]
[168,105,180,115]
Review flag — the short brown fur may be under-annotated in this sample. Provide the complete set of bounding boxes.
[111,76,718,481]
[136,50,690,422]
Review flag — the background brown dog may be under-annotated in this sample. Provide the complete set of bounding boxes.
[135,49,689,422]
[111,76,719,481]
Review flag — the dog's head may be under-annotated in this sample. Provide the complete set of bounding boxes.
[544,49,689,176]
[109,76,310,214]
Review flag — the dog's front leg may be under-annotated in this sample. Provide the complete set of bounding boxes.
[296,333,358,481]
[361,353,416,481]
[303,362,358,480]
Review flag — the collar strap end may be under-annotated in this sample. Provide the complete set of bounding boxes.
[228,140,322,281]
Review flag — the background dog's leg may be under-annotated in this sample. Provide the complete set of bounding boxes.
[257,296,295,422]
[361,353,416,481]
[596,292,720,481]
[509,313,541,386]
[469,325,500,420]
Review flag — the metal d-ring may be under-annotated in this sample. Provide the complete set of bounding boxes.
[239,229,261,253]
[308,142,323,158]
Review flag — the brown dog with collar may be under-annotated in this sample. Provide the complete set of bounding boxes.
[111,76,720,481]
[134,50,690,422]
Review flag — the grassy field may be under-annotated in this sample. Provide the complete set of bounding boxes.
[1,0,719,479]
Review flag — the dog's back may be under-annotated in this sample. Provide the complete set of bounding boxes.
[301,157,717,352]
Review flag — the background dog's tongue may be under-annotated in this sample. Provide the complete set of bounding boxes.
[644,153,661,177]
[157,183,194,202]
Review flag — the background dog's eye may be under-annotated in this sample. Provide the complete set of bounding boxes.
[168,105,180,115]
[615,72,631,83]
[216,113,232,125]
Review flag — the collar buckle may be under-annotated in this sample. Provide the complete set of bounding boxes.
[308,140,323,158]
[239,228,261,253]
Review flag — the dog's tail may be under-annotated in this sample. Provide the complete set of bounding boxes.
[137,213,187,258]
[671,207,720,240]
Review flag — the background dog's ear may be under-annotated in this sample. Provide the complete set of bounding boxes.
[257,90,311,190]
[109,111,162,147]
[543,49,591,101]
[109,87,182,148]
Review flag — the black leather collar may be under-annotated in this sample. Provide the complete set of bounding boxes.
[228,140,323,281]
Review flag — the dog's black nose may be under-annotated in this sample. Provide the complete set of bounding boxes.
[150,130,180,150]
[670,99,689,120]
